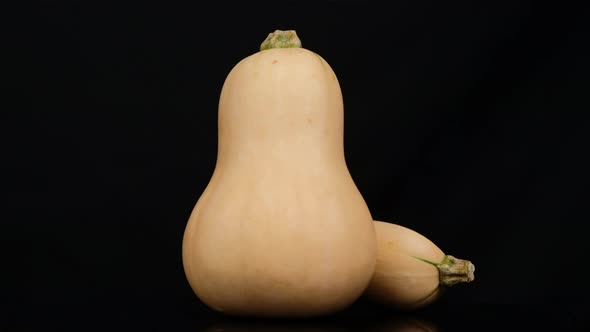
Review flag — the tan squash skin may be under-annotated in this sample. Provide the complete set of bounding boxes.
[182,32,376,317]
[365,221,474,309]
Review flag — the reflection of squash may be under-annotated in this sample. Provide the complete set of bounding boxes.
[367,316,440,332]
[202,315,438,332]
[182,30,376,317]
[365,221,475,309]
[202,320,335,332]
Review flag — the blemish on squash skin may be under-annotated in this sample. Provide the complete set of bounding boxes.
[306,118,313,124]
[387,241,397,251]
[272,60,278,64]
[269,278,292,288]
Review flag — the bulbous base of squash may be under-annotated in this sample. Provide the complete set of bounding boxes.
[185,263,375,318]
[203,296,359,318]
[182,212,377,317]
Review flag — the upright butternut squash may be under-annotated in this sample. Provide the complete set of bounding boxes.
[182,30,376,317]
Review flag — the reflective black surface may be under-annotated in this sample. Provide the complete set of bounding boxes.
[9,294,589,331]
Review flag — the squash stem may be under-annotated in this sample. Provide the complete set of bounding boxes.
[437,255,475,286]
[260,30,302,51]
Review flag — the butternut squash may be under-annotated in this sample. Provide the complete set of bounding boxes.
[365,221,475,309]
[182,30,376,317]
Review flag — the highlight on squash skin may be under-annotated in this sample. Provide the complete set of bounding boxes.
[364,221,475,309]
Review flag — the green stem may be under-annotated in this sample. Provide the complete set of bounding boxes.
[437,255,475,286]
[260,30,302,51]
[413,254,475,287]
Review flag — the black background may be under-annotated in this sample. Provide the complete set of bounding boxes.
[6,0,590,330]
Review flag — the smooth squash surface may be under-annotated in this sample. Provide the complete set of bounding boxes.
[182,30,376,317]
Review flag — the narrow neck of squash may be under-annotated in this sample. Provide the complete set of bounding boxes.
[260,30,302,51]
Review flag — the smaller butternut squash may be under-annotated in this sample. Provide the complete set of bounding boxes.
[364,221,475,309]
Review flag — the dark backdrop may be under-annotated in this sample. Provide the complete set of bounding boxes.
[6,1,590,330]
